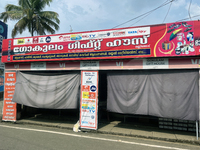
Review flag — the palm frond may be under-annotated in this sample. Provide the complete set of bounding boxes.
[3,0,60,37]
[5,4,22,11]
[39,11,60,24]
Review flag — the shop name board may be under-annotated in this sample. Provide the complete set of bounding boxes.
[2,20,200,62]
[12,35,150,54]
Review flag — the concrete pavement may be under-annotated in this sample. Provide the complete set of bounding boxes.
[0,96,199,146]
[5,115,198,146]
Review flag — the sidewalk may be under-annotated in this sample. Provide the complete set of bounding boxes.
[5,115,199,146]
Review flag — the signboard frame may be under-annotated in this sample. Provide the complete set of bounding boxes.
[2,20,200,63]
[0,20,7,55]
[80,71,99,130]
[2,72,17,121]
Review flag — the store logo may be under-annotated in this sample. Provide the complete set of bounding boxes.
[137,29,147,34]
[25,38,32,44]
[33,37,38,43]
[128,31,137,34]
[113,31,125,36]
[98,32,110,37]
[39,37,45,43]
[82,34,96,39]
[46,36,51,43]
[0,25,4,34]
[86,76,93,84]
[71,34,82,40]
[90,110,95,113]
[59,35,70,41]
[17,39,25,45]
[90,85,96,92]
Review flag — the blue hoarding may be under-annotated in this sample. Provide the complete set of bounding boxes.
[0,20,8,54]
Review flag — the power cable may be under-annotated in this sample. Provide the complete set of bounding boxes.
[163,0,173,23]
[130,0,174,27]
[188,0,192,20]
[129,11,154,27]
[112,0,174,29]
[176,14,200,22]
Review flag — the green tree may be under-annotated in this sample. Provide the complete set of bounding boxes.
[0,0,60,38]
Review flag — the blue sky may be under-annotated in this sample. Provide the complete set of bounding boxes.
[1,0,200,38]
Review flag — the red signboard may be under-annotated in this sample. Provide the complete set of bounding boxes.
[2,72,17,121]
[2,20,200,63]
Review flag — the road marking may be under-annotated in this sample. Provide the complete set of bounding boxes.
[0,124,188,150]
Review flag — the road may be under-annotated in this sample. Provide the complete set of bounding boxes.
[0,122,199,150]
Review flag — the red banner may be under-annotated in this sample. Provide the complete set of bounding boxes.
[2,72,17,121]
[2,20,200,63]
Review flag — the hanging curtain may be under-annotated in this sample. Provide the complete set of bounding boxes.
[107,70,199,121]
[12,71,80,109]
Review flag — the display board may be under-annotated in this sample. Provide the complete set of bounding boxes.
[80,71,98,130]
[2,20,200,63]
[0,21,7,54]
[2,72,17,121]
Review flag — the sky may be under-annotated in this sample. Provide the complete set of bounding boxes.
[1,0,200,39]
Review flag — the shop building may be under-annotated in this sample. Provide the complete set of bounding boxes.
[1,20,200,134]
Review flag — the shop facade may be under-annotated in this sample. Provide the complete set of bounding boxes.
[1,20,200,134]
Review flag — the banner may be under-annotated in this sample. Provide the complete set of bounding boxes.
[2,72,17,121]
[80,71,98,130]
[2,20,200,63]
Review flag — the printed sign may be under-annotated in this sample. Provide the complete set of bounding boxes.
[143,58,169,69]
[80,61,99,70]
[80,71,98,130]
[2,20,200,63]
[0,21,7,54]
[31,62,46,70]
[2,72,17,121]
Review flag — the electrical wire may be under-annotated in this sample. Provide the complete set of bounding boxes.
[112,0,174,29]
[176,14,200,22]
[188,0,192,20]
[129,11,154,27]
[162,0,173,23]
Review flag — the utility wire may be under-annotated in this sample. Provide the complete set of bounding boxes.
[188,0,192,20]
[176,14,200,22]
[163,0,173,23]
[112,0,174,29]
[129,11,154,27]
[130,0,174,27]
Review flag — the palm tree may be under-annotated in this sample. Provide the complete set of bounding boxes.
[0,0,60,38]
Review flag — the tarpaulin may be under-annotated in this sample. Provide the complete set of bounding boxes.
[12,71,80,109]
[107,70,199,121]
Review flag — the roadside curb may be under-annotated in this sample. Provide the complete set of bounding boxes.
[12,119,200,146]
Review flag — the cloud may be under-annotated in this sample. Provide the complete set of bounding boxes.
[1,0,200,38]
[187,3,200,18]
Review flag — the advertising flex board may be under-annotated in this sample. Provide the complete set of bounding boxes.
[2,72,17,121]
[0,21,7,54]
[2,20,200,63]
[80,71,98,130]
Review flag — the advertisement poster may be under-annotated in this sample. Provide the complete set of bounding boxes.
[154,21,195,57]
[0,20,7,54]
[2,72,17,121]
[80,71,98,130]
[2,20,200,63]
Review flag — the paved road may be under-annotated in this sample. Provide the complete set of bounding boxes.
[0,122,199,150]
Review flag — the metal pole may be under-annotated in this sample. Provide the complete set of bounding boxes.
[196,121,198,140]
